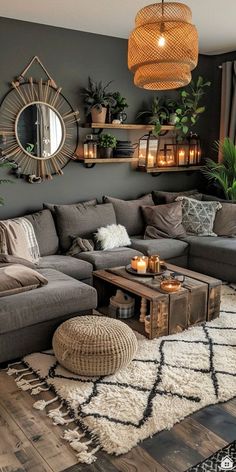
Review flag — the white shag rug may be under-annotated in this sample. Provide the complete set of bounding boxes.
[7,283,236,465]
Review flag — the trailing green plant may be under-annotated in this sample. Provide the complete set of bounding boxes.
[174,76,211,138]
[0,161,14,205]
[202,138,236,200]
[98,133,117,149]
[137,97,169,136]
[82,77,116,116]
[111,92,128,114]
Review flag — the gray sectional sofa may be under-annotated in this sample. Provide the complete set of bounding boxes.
[1,190,235,363]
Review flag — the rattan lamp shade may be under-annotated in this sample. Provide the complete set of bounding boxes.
[128,2,198,90]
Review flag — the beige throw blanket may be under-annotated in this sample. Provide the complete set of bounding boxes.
[0,218,40,264]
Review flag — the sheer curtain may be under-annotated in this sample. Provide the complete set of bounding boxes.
[219,61,236,160]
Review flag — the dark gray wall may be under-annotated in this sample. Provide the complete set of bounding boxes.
[0,17,214,218]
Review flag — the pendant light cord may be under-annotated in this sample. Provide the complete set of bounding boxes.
[161,0,164,17]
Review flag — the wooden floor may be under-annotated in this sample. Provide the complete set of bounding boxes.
[0,370,235,472]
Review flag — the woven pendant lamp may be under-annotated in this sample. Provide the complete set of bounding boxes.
[128,1,198,90]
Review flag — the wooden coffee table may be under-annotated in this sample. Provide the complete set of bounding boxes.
[93,264,222,339]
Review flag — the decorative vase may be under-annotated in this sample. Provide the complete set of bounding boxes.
[91,107,107,124]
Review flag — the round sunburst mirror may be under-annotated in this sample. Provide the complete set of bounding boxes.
[0,59,79,182]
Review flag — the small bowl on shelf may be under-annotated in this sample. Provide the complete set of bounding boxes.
[160,278,182,293]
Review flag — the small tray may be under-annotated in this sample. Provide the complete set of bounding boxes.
[125,264,167,277]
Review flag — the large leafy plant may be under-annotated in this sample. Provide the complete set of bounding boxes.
[111,92,128,114]
[202,138,236,200]
[137,97,169,136]
[82,77,116,115]
[175,76,211,137]
[0,161,13,205]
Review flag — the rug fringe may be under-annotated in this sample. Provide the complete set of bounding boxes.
[62,429,100,464]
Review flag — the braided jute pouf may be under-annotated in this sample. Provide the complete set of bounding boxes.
[52,315,138,376]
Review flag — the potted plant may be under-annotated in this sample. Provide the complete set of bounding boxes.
[82,77,116,124]
[174,76,211,138]
[98,133,117,158]
[165,98,179,125]
[136,97,169,136]
[202,138,236,200]
[111,92,128,123]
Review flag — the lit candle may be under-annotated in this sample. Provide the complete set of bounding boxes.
[131,256,138,270]
[136,259,147,274]
[197,150,201,164]
[147,154,155,168]
[178,149,185,166]
[189,150,195,165]
[88,151,93,158]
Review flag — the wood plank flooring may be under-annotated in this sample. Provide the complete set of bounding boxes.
[0,370,235,472]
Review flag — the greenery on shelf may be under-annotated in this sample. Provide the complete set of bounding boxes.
[174,76,211,138]
[111,92,128,114]
[0,161,13,205]
[202,138,236,200]
[98,133,117,149]
[82,77,116,115]
[136,97,169,136]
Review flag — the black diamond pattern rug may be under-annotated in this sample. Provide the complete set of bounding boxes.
[6,283,236,465]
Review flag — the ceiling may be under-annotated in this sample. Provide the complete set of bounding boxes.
[0,0,235,55]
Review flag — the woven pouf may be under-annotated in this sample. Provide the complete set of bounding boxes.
[52,315,138,376]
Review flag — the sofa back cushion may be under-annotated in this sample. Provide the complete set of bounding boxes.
[43,198,97,215]
[55,203,116,252]
[214,202,236,237]
[142,202,186,239]
[103,194,154,236]
[25,209,59,256]
[152,189,201,205]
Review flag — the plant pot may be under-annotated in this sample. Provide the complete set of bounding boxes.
[169,113,178,126]
[100,147,113,158]
[91,107,107,124]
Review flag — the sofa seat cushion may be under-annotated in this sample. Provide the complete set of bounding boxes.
[130,238,189,259]
[38,255,93,281]
[0,268,97,335]
[185,236,236,266]
[75,247,143,270]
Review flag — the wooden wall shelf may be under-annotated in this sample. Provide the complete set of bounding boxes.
[83,123,175,131]
[75,157,138,164]
[144,165,203,174]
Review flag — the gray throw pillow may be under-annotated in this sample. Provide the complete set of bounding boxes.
[25,209,59,256]
[142,202,186,239]
[0,264,48,297]
[213,202,236,237]
[152,189,202,205]
[176,196,222,236]
[55,203,116,252]
[103,194,154,236]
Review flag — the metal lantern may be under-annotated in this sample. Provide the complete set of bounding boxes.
[83,134,97,159]
[157,144,176,167]
[188,133,201,165]
[138,133,159,169]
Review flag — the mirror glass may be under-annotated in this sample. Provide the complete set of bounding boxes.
[16,103,64,158]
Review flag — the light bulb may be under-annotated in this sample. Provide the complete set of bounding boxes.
[158,35,166,47]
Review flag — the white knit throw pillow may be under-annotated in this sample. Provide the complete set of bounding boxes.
[95,224,131,250]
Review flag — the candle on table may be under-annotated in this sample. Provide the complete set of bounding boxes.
[136,259,147,274]
[131,256,138,270]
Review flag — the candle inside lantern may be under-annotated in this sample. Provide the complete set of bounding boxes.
[178,149,186,166]
[197,150,201,164]
[189,150,195,165]
[136,259,147,273]
[147,154,155,168]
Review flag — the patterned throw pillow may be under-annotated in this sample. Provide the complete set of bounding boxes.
[176,197,222,236]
